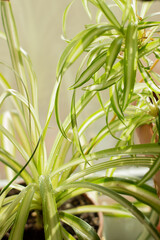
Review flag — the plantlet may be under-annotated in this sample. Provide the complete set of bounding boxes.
[0,0,160,240]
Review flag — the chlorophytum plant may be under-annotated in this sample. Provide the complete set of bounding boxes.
[0,0,160,239]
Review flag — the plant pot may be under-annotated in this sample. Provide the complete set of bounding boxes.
[136,123,160,197]
[1,183,103,240]
[136,123,160,232]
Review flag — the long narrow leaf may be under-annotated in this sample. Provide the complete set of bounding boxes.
[63,204,134,218]
[105,37,123,77]
[110,83,124,120]
[63,1,75,38]
[138,61,160,93]
[61,226,76,240]
[84,60,123,91]
[0,124,38,178]
[20,48,39,116]
[39,175,63,240]
[0,187,27,229]
[47,91,96,172]
[96,0,121,29]
[138,156,160,186]
[0,134,41,196]
[58,182,160,240]
[123,22,138,110]
[9,185,35,240]
[82,0,92,19]
[0,111,15,179]
[59,211,100,240]
[137,210,159,240]
[71,89,90,165]
[70,51,107,89]
[139,39,160,58]
[1,1,28,96]
[0,149,33,184]
[60,25,115,75]
[92,177,160,212]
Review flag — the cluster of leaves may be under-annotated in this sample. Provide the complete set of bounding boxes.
[0,0,160,240]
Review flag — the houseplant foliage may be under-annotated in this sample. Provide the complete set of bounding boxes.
[0,0,160,240]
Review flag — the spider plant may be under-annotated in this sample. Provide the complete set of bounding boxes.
[0,0,160,240]
[56,0,160,238]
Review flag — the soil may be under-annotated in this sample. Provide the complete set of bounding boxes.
[2,190,100,240]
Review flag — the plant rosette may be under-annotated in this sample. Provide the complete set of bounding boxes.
[0,182,103,240]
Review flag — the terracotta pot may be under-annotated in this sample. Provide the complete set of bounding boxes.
[136,123,160,232]
[136,123,160,198]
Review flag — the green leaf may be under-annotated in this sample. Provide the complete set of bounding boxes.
[0,134,41,196]
[0,214,16,239]
[48,90,95,172]
[70,51,107,89]
[0,187,27,230]
[0,88,42,147]
[78,102,109,136]
[58,25,115,77]
[84,71,122,91]
[138,21,160,30]
[138,155,160,186]
[112,0,125,11]
[20,48,39,115]
[123,22,138,110]
[39,175,63,240]
[55,77,71,141]
[62,1,75,38]
[82,0,92,19]
[92,177,160,213]
[105,37,123,77]
[61,226,76,240]
[59,182,160,240]
[59,211,100,240]
[122,0,131,25]
[0,124,37,176]
[64,204,134,218]
[59,157,154,188]
[0,111,15,179]
[137,210,159,240]
[0,186,12,210]
[140,0,153,19]
[56,37,79,78]
[1,1,28,96]
[9,185,35,240]
[110,82,124,120]
[71,90,90,165]
[96,0,121,29]
[84,119,126,154]
[51,143,160,180]
[66,25,112,65]
[84,60,123,91]
[11,112,32,157]
[0,148,33,184]
[139,38,160,58]
[138,61,160,94]
[105,103,121,141]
